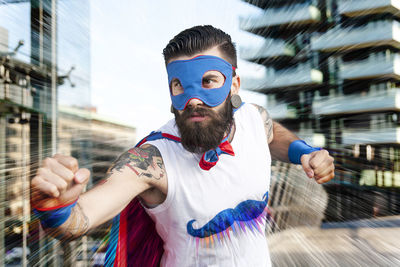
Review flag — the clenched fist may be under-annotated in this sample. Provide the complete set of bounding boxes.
[301,149,335,184]
[31,154,90,209]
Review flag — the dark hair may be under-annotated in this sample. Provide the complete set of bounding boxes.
[162,25,237,70]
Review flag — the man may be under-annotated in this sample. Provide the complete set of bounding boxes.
[31,25,334,266]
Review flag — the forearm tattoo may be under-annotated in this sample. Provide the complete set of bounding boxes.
[47,202,89,240]
[64,202,89,238]
[252,104,273,140]
[105,145,165,180]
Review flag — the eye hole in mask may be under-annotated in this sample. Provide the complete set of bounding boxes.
[201,70,226,89]
[169,70,226,96]
[170,78,184,96]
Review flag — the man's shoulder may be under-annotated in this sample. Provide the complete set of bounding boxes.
[249,103,266,114]
[154,118,179,137]
[136,118,180,159]
[247,103,270,120]
[234,102,267,119]
[126,144,167,185]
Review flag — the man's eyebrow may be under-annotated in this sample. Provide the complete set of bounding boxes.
[202,74,221,79]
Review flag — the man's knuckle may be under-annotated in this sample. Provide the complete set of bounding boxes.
[64,171,74,182]
[309,161,317,168]
[50,185,58,194]
[64,175,74,183]
[59,181,68,191]
[43,157,54,167]
[68,158,78,169]
[37,167,47,177]
[31,177,40,187]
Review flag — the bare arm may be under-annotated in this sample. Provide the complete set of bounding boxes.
[252,103,334,183]
[252,103,298,162]
[268,122,299,162]
[32,144,166,240]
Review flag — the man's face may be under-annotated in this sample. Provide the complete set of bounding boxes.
[168,47,239,153]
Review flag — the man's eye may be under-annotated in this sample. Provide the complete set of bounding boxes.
[202,71,225,89]
[170,79,184,95]
[202,78,213,84]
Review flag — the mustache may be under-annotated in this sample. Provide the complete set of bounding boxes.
[180,106,214,119]
[186,192,269,238]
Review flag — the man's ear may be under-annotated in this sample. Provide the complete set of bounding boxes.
[231,75,240,95]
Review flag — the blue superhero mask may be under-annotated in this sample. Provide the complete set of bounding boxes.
[167,55,234,110]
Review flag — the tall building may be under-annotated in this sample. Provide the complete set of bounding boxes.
[0,0,90,266]
[239,0,400,225]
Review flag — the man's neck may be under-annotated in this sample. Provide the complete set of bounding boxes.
[227,120,236,143]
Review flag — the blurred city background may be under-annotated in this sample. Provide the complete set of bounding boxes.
[0,0,399,266]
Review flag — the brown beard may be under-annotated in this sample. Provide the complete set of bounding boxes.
[173,97,233,154]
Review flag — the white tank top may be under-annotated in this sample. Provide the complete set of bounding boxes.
[145,103,272,267]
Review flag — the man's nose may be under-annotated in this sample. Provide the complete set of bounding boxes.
[186,98,204,109]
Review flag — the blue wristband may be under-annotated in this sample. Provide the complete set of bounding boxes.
[33,200,78,228]
[288,140,321,164]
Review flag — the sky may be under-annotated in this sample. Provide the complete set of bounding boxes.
[90,0,266,139]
